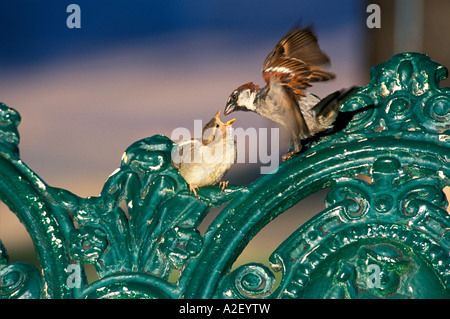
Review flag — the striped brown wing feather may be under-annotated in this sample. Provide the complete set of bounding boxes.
[262,27,335,96]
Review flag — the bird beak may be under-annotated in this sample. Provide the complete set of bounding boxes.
[224,118,236,126]
[216,110,236,126]
[224,101,236,116]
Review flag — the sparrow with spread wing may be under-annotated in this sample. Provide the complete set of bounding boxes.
[224,26,357,161]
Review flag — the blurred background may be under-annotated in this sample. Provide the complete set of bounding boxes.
[0,0,449,278]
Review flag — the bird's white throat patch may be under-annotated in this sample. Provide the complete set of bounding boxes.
[238,90,257,111]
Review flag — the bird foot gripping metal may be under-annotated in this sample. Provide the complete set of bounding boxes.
[0,53,449,299]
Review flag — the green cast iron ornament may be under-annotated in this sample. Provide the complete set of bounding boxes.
[0,53,449,299]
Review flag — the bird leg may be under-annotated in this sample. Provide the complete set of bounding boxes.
[282,142,302,162]
[281,150,299,162]
[219,181,229,193]
[189,184,199,197]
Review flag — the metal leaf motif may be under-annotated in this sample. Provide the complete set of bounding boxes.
[0,53,449,299]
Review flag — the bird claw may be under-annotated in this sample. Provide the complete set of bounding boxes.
[189,184,199,197]
[282,150,298,162]
[219,181,229,193]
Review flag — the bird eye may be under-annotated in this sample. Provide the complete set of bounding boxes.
[231,93,237,101]
[216,124,220,128]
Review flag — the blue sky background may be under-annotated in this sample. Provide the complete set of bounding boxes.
[1,1,365,68]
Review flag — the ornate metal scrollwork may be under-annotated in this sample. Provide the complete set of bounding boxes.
[0,241,43,299]
[0,53,448,298]
[270,156,449,298]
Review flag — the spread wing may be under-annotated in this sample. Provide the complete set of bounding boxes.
[262,27,335,97]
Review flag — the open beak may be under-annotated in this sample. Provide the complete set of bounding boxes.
[224,118,236,126]
[216,110,236,126]
[224,101,236,116]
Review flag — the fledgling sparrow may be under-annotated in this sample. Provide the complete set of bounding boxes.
[172,110,236,196]
[224,26,357,161]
